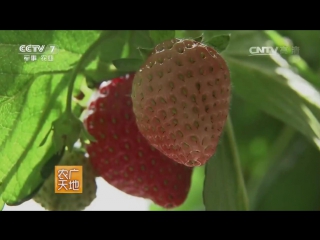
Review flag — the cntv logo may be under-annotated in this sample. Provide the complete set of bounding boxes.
[249,46,278,56]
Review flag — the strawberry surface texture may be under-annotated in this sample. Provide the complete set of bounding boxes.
[84,73,193,209]
[131,38,231,167]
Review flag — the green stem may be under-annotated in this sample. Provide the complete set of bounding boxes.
[65,32,113,113]
[225,117,249,210]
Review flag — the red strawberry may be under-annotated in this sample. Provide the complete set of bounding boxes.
[83,73,193,208]
[131,38,231,167]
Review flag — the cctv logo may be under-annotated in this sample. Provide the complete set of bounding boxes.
[19,45,45,53]
[19,44,58,54]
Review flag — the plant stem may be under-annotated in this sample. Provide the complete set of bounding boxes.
[65,32,113,113]
[226,116,249,210]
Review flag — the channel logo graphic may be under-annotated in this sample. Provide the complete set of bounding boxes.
[19,44,59,54]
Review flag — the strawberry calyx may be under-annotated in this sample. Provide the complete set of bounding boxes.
[203,34,231,53]
[40,111,96,153]
[193,34,204,43]
[51,111,94,152]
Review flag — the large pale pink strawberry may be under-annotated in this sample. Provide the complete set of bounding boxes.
[131,38,231,167]
[83,73,193,208]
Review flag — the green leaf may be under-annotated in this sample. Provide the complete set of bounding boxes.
[149,30,176,45]
[277,30,320,72]
[5,181,43,206]
[84,60,129,84]
[175,30,204,39]
[112,58,143,72]
[265,30,320,89]
[204,30,320,151]
[40,145,65,180]
[0,73,69,204]
[288,55,320,90]
[0,30,101,75]
[138,47,153,61]
[253,134,320,210]
[203,117,249,211]
[127,31,154,58]
[0,30,100,204]
[38,127,52,147]
[96,30,142,63]
[97,31,128,63]
[0,196,4,211]
[204,34,231,53]
[83,31,149,83]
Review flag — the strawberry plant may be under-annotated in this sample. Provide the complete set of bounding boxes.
[0,30,319,211]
